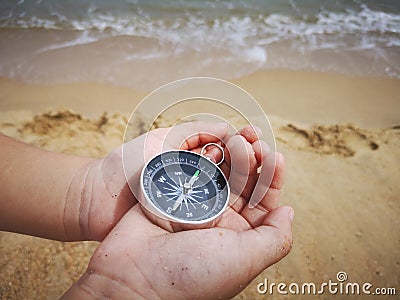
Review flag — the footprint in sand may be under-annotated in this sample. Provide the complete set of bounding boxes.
[278,123,381,157]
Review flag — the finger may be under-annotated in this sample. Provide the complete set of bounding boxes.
[219,143,232,175]
[223,135,257,208]
[238,206,294,278]
[190,142,225,164]
[237,125,262,144]
[248,141,277,208]
[223,124,262,144]
[163,121,229,150]
[202,143,224,164]
[219,124,260,186]
[240,152,285,227]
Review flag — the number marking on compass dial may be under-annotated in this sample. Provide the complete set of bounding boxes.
[140,150,230,223]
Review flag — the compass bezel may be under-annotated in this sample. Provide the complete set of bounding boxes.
[140,149,230,224]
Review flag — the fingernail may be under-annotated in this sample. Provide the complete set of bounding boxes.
[288,207,294,222]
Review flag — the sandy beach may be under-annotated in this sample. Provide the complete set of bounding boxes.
[0,69,399,299]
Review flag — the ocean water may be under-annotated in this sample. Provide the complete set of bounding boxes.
[0,0,399,90]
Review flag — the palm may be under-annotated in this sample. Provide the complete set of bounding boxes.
[82,122,230,240]
[87,155,290,299]
[77,122,292,299]
[80,122,282,238]
[87,204,289,299]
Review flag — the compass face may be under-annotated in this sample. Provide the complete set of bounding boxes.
[140,150,230,224]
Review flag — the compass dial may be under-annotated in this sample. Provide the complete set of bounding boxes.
[140,150,230,224]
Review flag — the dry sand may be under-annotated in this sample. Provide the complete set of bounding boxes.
[0,70,399,299]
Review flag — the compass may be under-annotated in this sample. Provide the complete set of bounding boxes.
[140,145,230,224]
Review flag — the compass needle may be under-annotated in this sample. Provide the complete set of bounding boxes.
[172,194,185,211]
[188,170,200,186]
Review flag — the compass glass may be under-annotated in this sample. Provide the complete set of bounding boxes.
[140,150,229,223]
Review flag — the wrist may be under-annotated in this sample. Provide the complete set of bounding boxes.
[63,158,99,241]
[64,146,137,242]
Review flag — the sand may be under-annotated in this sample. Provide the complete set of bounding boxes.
[0,70,399,299]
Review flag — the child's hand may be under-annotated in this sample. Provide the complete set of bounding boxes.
[65,121,231,241]
[63,122,293,299]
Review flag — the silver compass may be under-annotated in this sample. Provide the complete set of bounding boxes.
[140,144,229,224]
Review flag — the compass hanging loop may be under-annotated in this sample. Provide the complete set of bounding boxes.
[200,143,225,166]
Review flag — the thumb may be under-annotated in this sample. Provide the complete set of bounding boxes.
[239,206,294,278]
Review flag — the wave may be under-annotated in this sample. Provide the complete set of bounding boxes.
[0,1,399,88]
[2,4,399,51]
[34,31,99,54]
